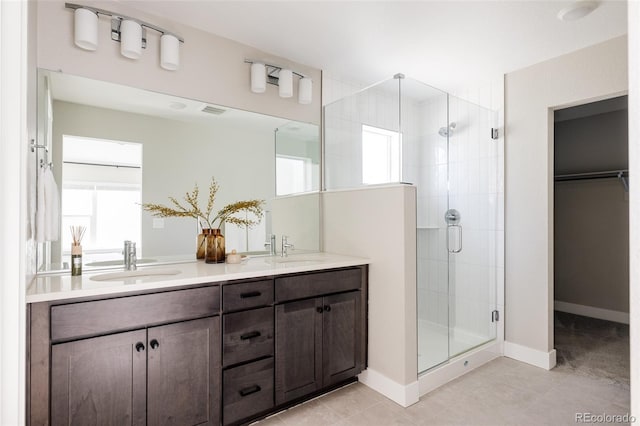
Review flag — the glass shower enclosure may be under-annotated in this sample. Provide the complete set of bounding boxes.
[324,75,502,374]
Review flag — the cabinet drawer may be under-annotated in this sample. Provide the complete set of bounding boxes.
[275,268,362,302]
[222,279,273,312]
[51,286,220,342]
[223,357,274,425]
[223,307,274,366]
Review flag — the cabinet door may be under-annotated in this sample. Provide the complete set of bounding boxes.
[51,329,147,426]
[147,317,220,426]
[322,291,362,387]
[275,298,323,405]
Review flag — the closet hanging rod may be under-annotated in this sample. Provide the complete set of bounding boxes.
[63,161,141,169]
[554,169,628,181]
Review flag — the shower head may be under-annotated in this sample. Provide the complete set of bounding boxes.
[438,122,456,137]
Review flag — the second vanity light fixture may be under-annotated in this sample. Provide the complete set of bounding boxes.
[66,2,184,71]
[246,60,313,104]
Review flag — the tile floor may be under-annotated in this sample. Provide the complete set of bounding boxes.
[256,313,630,426]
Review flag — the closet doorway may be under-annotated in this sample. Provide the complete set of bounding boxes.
[553,95,629,386]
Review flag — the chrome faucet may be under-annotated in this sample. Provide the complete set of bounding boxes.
[281,236,294,257]
[265,234,277,256]
[123,240,137,270]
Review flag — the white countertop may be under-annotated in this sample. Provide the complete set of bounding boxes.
[26,252,369,303]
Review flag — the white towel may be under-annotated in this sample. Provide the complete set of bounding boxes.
[36,166,59,242]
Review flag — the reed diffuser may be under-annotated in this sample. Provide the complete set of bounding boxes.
[70,226,86,276]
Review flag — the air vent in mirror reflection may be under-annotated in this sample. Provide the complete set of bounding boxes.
[201,105,226,115]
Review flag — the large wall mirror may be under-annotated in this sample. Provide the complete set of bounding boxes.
[36,69,320,273]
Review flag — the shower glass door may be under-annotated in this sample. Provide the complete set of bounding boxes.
[412,81,500,374]
[445,96,499,359]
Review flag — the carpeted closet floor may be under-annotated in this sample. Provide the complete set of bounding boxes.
[554,311,630,387]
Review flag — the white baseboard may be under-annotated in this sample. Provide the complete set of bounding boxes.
[554,300,629,324]
[504,341,557,370]
[357,368,419,408]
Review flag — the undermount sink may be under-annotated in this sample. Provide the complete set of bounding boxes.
[89,268,182,282]
[85,258,156,267]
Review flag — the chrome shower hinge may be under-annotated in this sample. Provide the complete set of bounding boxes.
[491,128,499,140]
[491,310,500,322]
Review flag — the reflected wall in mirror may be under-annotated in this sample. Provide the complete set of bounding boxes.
[36,69,320,272]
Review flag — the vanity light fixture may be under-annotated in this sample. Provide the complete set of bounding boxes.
[65,2,184,71]
[246,59,312,104]
[120,19,142,59]
[278,69,293,98]
[73,7,98,50]
[298,77,313,105]
[250,63,267,93]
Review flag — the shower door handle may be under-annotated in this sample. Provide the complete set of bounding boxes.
[447,224,462,253]
[445,209,462,254]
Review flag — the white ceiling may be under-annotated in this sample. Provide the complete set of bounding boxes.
[122,0,628,92]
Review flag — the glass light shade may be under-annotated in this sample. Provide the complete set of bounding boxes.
[298,77,313,104]
[160,34,180,71]
[74,8,98,51]
[251,63,266,93]
[278,69,293,98]
[120,19,142,59]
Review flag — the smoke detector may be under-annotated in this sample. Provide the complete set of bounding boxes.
[557,1,599,21]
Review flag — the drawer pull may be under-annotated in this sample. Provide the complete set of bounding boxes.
[324,305,331,312]
[240,291,262,299]
[239,385,261,397]
[135,342,145,352]
[150,339,160,349]
[316,307,323,314]
[240,331,261,340]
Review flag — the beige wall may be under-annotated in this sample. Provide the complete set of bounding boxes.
[323,185,417,405]
[628,0,640,416]
[554,179,629,313]
[505,36,628,357]
[271,193,320,253]
[36,0,321,125]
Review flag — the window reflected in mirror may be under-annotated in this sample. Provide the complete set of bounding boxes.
[275,121,320,196]
[61,136,142,263]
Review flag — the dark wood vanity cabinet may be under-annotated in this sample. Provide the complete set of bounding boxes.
[275,269,365,404]
[50,329,148,425]
[28,265,368,426]
[50,317,220,426]
[30,285,221,426]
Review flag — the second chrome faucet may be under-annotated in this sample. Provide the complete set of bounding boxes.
[264,234,295,257]
[123,240,137,270]
[281,235,294,257]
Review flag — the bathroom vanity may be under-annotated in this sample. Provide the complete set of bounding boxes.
[26,253,368,426]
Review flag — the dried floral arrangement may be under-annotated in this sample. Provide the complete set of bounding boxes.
[141,177,264,230]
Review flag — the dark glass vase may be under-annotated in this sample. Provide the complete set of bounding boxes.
[196,228,212,260]
[205,229,225,264]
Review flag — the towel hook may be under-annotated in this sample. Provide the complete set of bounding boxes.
[30,139,53,169]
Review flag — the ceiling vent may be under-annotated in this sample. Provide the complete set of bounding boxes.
[201,105,226,115]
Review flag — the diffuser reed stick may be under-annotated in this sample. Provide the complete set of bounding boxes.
[70,226,86,246]
[70,226,86,276]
